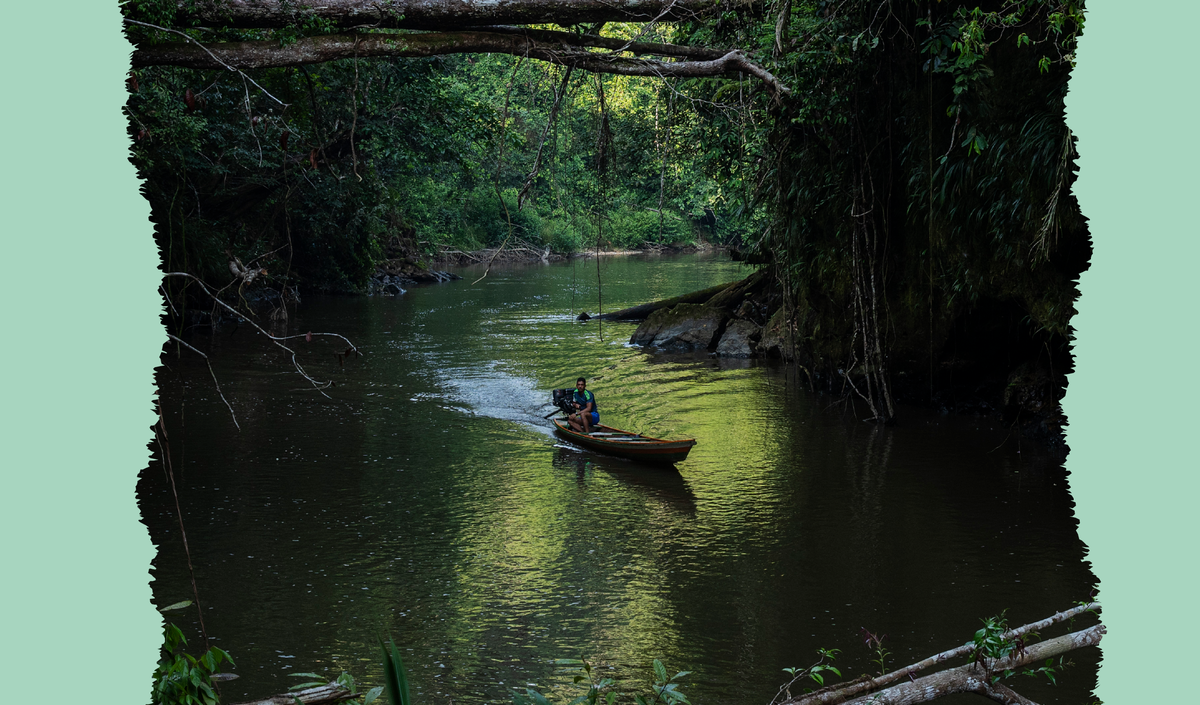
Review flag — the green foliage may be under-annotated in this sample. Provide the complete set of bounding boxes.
[152,623,234,705]
[781,648,842,689]
[512,658,691,705]
[971,611,1073,686]
[973,611,1018,666]
[665,0,1090,382]
[127,13,766,296]
[380,637,413,705]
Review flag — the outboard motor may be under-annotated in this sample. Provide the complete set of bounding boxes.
[551,388,575,417]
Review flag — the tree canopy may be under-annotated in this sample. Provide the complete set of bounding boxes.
[129,0,1089,423]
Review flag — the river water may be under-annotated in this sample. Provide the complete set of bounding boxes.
[143,253,1097,704]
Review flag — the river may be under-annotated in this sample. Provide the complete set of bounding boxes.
[143,253,1097,704]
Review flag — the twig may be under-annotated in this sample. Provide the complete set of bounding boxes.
[166,333,240,429]
[162,272,360,397]
[156,402,211,651]
[160,284,179,317]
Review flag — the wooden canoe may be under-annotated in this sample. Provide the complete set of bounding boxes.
[552,418,696,464]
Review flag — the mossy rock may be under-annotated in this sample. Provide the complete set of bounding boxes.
[630,304,728,351]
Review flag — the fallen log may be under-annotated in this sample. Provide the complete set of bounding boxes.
[787,602,1100,705]
[785,603,1103,705]
[595,281,738,321]
[839,625,1104,705]
[231,683,355,705]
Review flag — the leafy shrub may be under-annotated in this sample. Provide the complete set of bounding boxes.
[152,623,233,705]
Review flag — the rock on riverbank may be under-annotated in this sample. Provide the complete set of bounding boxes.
[626,270,776,357]
[620,269,1067,445]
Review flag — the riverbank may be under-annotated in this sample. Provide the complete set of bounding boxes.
[425,240,717,268]
[604,268,1069,447]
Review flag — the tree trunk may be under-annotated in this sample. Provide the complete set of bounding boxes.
[131,31,789,95]
[164,0,750,31]
[595,280,740,321]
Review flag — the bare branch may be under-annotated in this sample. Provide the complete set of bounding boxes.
[162,272,361,397]
[165,332,241,429]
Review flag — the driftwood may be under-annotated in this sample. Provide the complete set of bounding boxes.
[595,280,738,321]
[784,603,1103,705]
[231,683,355,705]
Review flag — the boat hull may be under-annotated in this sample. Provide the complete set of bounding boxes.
[552,418,696,464]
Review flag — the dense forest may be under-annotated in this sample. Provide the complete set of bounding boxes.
[127,0,1087,431]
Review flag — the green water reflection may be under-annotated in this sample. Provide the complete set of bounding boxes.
[144,254,1095,705]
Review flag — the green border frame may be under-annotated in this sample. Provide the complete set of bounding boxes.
[1,2,160,703]
[3,1,1194,702]
[1064,0,1200,701]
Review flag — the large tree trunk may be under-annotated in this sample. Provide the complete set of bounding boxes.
[165,0,751,31]
[131,30,790,94]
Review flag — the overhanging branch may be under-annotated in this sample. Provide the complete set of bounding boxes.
[132,31,791,96]
[160,0,751,31]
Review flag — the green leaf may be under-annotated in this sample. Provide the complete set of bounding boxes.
[653,660,668,684]
[289,673,326,679]
[364,686,384,705]
[159,600,195,612]
[380,637,412,705]
[288,682,327,691]
[212,647,234,668]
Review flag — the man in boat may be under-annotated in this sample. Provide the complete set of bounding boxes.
[567,377,599,434]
